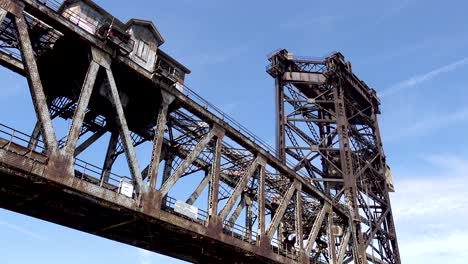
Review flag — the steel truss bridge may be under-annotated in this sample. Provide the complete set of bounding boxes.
[0,0,400,263]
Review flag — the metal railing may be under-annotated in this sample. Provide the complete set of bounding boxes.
[0,123,134,195]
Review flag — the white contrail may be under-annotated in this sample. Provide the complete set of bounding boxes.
[380,57,468,97]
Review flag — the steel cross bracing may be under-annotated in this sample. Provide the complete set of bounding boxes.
[0,1,364,264]
[267,49,400,264]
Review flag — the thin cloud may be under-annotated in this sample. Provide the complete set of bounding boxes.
[391,154,468,263]
[381,56,468,97]
[0,221,45,240]
[385,107,468,142]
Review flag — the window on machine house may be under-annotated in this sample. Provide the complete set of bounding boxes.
[135,39,149,61]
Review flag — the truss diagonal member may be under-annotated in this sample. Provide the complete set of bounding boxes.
[266,180,299,240]
[147,91,174,189]
[219,155,266,222]
[365,207,390,248]
[186,170,210,205]
[159,126,222,197]
[64,60,100,156]
[225,195,246,230]
[105,67,143,193]
[305,202,330,255]
[15,8,57,152]
[74,129,106,157]
[338,227,351,263]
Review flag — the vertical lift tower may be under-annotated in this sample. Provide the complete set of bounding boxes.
[267,50,400,264]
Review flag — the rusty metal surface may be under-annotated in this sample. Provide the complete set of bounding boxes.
[268,49,400,263]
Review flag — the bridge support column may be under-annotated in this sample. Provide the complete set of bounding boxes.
[147,91,174,190]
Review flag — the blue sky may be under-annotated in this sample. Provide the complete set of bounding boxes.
[1,0,468,263]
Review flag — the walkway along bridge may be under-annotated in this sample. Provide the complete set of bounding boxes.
[0,0,400,263]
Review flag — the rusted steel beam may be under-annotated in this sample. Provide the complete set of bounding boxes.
[256,164,266,246]
[305,202,330,255]
[333,85,366,263]
[27,121,41,150]
[207,132,223,224]
[225,195,246,230]
[74,129,106,157]
[100,131,118,184]
[64,60,100,156]
[147,91,174,189]
[328,208,337,264]
[15,8,57,152]
[266,181,298,240]
[162,152,174,184]
[295,185,304,253]
[159,126,221,197]
[338,227,351,263]
[0,50,24,74]
[219,155,265,222]
[186,170,210,205]
[245,196,253,242]
[105,67,144,193]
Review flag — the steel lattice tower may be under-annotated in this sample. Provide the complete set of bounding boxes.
[267,49,401,264]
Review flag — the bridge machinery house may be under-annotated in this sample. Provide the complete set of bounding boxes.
[59,0,190,88]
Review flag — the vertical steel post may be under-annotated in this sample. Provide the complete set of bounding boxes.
[275,78,285,162]
[333,84,366,264]
[256,161,266,247]
[207,132,223,224]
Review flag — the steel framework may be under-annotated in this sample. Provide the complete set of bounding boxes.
[0,0,400,263]
[267,49,400,264]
